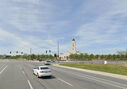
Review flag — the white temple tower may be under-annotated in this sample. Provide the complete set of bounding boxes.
[71,38,77,53]
[59,38,81,60]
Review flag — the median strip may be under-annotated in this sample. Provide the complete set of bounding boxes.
[60,64,127,76]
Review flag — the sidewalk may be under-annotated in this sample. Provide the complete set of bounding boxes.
[54,64,127,80]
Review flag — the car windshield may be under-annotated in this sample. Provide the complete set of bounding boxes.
[40,67,49,70]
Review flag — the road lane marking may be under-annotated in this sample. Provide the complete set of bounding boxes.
[0,65,8,74]
[20,66,22,70]
[21,68,33,89]
[0,64,5,70]
[53,67,127,89]
[22,71,25,75]
[73,75,127,89]
[82,74,127,88]
[58,78,73,87]
[27,80,34,89]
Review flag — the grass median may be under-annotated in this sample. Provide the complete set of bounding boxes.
[60,64,127,76]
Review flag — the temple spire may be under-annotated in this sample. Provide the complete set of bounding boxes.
[71,38,76,53]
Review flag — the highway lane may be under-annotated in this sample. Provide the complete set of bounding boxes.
[29,61,127,89]
[22,62,75,89]
[0,60,30,89]
[0,60,127,89]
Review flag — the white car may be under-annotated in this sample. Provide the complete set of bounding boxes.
[33,66,52,78]
[44,61,51,65]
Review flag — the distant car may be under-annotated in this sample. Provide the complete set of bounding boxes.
[50,59,55,63]
[44,60,51,65]
[38,59,42,62]
[33,66,52,78]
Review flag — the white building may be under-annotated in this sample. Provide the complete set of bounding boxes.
[59,38,80,60]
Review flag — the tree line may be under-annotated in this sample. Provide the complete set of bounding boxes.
[4,50,127,61]
[69,53,127,61]
[8,54,55,61]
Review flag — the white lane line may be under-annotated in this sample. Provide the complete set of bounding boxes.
[54,67,127,89]
[0,65,8,74]
[0,64,5,69]
[74,74,127,89]
[58,78,73,87]
[22,71,25,75]
[20,66,22,70]
[27,80,34,89]
[82,74,127,88]
[21,69,33,89]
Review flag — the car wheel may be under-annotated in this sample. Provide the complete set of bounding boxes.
[48,76,52,78]
[33,72,35,75]
[37,73,40,78]
[33,71,34,74]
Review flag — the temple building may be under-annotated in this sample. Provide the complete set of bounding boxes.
[59,38,80,60]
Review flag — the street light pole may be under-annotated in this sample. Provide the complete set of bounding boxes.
[30,48,32,54]
[30,48,32,60]
[57,41,59,58]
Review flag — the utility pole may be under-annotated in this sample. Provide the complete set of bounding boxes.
[30,48,32,54]
[30,48,32,60]
[57,41,59,58]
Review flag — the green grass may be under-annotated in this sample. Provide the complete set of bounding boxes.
[60,64,127,76]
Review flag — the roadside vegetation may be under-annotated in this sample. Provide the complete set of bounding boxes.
[69,54,127,61]
[60,64,127,76]
[6,53,127,61]
[3,49,127,61]
[68,50,127,61]
[8,54,55,61]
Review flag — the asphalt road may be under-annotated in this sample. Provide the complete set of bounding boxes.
[0,60,127,89]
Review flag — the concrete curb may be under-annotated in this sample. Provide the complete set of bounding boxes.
[53,64,127,80]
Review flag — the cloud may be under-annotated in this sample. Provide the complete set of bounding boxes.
[0,28,35,47]
[0,28,36,54]
[0,0,127,54]
[75,0,127,54]
[0,28,59,54]
[0,0,69,54]
[13,0,40,4]
[0,0,54,32]
[86,47,126,54]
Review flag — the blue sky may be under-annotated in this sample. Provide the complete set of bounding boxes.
[0,0,127,55]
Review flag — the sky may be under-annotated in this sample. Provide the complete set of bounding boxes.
[0,0,127,55]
